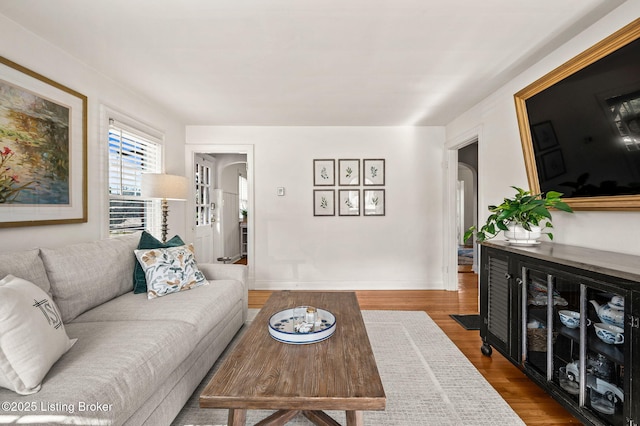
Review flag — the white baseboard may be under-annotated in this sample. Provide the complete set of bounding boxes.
[251,280,446,291]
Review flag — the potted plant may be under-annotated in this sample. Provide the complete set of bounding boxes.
[464,186,573,245]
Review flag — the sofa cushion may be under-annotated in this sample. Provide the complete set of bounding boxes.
[0,248,51,294]
[0,275,76,395]
[133,231,185,294]
[134,244,207,299]
[40,232,141,323]
[123,309,245,426]
[0,320,196,425]
[73,279,244,341]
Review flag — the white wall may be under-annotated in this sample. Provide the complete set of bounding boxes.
[446,2,640,256]
[0,14,186,253]
[186,126,445,290]
[220,160,246,192]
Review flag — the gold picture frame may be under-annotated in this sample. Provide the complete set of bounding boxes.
[514,19,640,210]
[0,56,87,227]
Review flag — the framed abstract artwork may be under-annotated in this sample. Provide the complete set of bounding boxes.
[0,56,87,227]
[313,159,335,186]
[363,159,385,186]
[313,189,335,216]
[363,189,385,216]
[338,189,360,216]
[338,159,359,186]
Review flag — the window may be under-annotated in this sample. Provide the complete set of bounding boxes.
[238,174,248,220]
[108,118,162,236]
[195,159,212,227]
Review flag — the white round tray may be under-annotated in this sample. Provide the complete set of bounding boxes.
[268,308,336,344]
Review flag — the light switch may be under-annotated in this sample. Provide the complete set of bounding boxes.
[277,187,285,196]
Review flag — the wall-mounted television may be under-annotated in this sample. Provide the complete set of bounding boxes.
[515,18,640,210]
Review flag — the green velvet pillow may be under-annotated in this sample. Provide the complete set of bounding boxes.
[133,231,185,294]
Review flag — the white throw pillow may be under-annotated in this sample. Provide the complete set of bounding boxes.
[134,244,207,299]
[0,275,76,395]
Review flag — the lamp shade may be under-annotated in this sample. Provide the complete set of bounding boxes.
[141,173,188,200]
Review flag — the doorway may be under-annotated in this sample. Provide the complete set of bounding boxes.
[444,129,480,291]
[214,156,247,264]
[185,144,255,286]
[457,142,478,273]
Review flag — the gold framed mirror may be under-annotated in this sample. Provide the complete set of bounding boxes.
[514,18,640,210]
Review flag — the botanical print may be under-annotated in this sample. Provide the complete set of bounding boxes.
[339,189,360,216]
[0,79,70,205]
[313,159,335,186]
[320,196,328,209]
[338,159,359,186]
[364,189,385,216]
[363,159,385,186]
[320,167,329,181]
[313,189,335,216]
[345,167,353,178]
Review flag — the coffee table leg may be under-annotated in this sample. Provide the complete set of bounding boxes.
[302,410,340,426]
[256,410,301,425]
[346,410,364,426]
[228,408,247,426]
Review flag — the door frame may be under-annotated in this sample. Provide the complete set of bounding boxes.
[444,126,482,292]
[185,144,255,288]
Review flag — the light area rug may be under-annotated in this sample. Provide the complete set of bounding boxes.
[172,310,525,426]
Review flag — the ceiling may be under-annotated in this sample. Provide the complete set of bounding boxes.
[0,0,627,126]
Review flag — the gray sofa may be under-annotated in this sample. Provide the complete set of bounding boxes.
[0,232,248,425]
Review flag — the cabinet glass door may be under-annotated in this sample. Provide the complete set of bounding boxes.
[524,267,559,379]
[582,286,625,424]
[551,278,626,425]
[550,275,581,403]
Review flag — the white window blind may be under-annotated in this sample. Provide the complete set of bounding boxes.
[108,118,162,236]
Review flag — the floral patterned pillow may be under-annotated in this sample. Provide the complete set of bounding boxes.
[134,244,207,299]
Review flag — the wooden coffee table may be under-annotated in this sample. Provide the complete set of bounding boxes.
[200,291,385,426]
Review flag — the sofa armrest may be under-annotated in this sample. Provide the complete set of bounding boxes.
[198,263,247,286]
[198,263,249,321]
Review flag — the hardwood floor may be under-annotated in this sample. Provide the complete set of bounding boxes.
[248,272,581,425]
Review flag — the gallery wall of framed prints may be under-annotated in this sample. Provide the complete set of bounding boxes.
[313,158,385,217]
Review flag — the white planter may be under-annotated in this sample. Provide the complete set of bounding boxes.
[504,223,541,246]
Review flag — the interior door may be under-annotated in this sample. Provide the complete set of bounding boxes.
[194,155,215,263]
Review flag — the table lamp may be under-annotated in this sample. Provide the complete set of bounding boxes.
[141,173,188,242]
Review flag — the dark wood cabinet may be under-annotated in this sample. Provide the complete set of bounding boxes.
[479,247,520,361]
[480,241,640,426]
